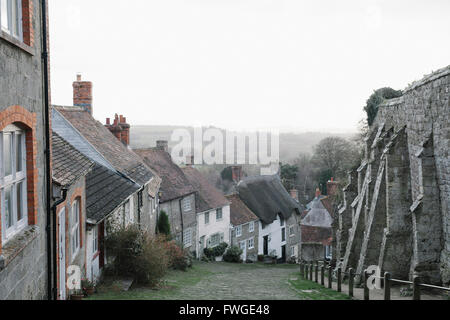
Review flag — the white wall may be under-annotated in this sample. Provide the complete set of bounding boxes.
[258,215,287,258]
[86,225,100,283]
[196,205,231,258]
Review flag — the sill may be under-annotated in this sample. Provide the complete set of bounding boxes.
[0,30,34,55]
[0,225,39,270]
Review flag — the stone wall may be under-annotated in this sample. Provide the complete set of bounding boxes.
[334,66,450,285]
[0,0,49,300]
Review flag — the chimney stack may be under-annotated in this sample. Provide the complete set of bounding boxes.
[105,114,130,146]
[327,177,339,198]
[186,155,195,166]
[231,166,243,183]
[315,188,321,199]
[73,74,93,115]
[156,140,169,153]
[290,189,299,201]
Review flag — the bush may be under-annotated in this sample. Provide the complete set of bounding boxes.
[257,255,264,262]
[204,242,229,259]
[105,226,169,286]
[157,210,171,236]
[223,246,243,263]
[165,240,192,271]
[364,87,403,126]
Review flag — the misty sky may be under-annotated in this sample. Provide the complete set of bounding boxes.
[49,0,450,133]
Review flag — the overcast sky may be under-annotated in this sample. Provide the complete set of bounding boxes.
[49,0,450,133]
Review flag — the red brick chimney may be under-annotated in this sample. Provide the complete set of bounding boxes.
[290,189,299,201]
[105,114,130,146]
[327,177,339,197]
[156,140,169,153]
[73,74,93,115]
[231,166,243,183]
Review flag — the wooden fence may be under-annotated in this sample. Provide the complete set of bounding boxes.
[299,261,450,300]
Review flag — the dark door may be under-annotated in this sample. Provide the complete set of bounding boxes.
[99,222,105,268]
[281,245,286,263]
[263,236,269,255]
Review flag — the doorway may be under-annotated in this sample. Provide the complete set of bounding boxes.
[263,236,269,256]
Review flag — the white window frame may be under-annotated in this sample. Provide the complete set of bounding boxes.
[209,232,223,248]
[204,212,210,224]
[247,237,254,250]
[70,199,81,261]
[0,0,23,41]
[183,228,192,248]
[216,208,223,221]
[235,225,242,238]
[248,221,254,233]
[281,227,286,242]
[290,246,295,257]
[182,197,191,212]
[1,125,27,243]
[289,225,295,237]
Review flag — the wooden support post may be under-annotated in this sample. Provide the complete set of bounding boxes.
[384,272,391,300]
[300,262,304,278]
[327,266,332,289]
[310,264,313,281]
[321,265,325,286]
[315,262,319,283]
[348,268,354,298]
[413,275,421,301]
[363,270,370,300]
[337,267,342,292]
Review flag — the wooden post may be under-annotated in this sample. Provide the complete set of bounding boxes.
[327,266,332,289]
[348,268,354,298]
[413,275,421,301]
[384,272,391,300]
[337,267,342,292]
[321,265,325,286]
[300,262,304,278]
[315,262,319,283]
[310,263,313,281]
[363,270,370,300]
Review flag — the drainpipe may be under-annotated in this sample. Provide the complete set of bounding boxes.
[179,199,184,244]
[51,188,68,300]
[41,0,52,300]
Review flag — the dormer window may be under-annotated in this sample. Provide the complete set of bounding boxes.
[0,0,23,41]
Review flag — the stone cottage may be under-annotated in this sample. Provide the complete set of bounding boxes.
[236,175,303,263]
[0,0,52,300]
[226,193,260,262]
[52,132,94,300]
[182,165,231,259]
[134,143,198,254]
[334,66,450,285]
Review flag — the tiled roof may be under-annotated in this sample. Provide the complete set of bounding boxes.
[226,193,258,226]
[301,225,332,245]
[86,164,140,224]
[52,131,94,187]
[53,106,154,186]
[236,175,303,224]
[134,148,195,203]
[182,166,229,213]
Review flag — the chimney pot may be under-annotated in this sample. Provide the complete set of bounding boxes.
[73,74,93,115]
[76,74,81,81]
[157,140,169,153]
[315,188,321,198]
[106,118,110,125]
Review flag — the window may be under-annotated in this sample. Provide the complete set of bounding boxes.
[235,225,242,238]
[0,0,22,40]
[204,212,210,224]
[1,126,27,242]
[280,216,284,227]
[248,221,254,233]
[124,200,133,225]
[248,238,254,249]
[290,246,295,257]
[281,227,286,242]
[182,197,191,212]
[183,228,192,247]
[92,226,98,254]
[216,208,223,221]
[209,233,223,248]
[289,225,295,237]
[71,199,81,260]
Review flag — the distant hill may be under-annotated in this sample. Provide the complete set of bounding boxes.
[131,125,356,163]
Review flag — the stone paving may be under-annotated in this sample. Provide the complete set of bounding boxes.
[172,263,301,300]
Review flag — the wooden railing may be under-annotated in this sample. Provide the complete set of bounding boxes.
[299,261,450,300]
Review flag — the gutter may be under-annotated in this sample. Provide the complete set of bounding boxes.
[41,0,53,301]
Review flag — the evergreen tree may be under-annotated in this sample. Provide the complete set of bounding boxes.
[157,210,171,236]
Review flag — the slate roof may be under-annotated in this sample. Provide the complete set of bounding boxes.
[301,225,333,245]
[52,131,94,187]
[226,193,258,226]
[182,166,229,213]
[86,164,140,224]
[236,175,303,224]
[134,148,195,203]
[301,196,333,228]
[53,106,154,186]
